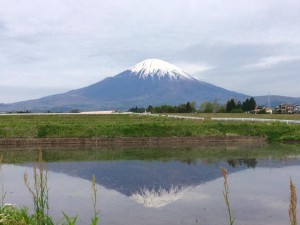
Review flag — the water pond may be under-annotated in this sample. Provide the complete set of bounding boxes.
[1,144,300,225]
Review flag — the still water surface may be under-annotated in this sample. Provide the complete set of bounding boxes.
[2,146,300,225]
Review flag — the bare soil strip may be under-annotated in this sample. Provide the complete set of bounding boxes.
[0,136,267,150]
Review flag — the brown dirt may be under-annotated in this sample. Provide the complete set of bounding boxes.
[0,136,267,150]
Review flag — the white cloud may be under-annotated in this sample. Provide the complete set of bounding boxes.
[244,55,300,69]
[176,63,212,76]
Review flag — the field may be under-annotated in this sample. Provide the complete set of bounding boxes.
[0,113,300,142]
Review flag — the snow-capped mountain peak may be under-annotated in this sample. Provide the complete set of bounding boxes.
[128,59,194,81]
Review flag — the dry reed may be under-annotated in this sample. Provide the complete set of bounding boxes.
[24,150,50,225]
[90,174,99,225]
[289,178,297,225]
[0,155,6,207]
[221,168,234,225]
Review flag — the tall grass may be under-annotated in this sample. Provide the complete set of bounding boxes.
[289,178,297,225]
[0,155,6,207]
[24,150,51,225]
[221,168,234,225]
[22,150,100,225]
[0,204,32,225]
[91,175,99,225]
[61,212,78,225]
[60,175,99,225]
[221,170,299,225]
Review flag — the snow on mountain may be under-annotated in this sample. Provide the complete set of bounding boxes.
[128,59,195,81]
[130,185,192,208]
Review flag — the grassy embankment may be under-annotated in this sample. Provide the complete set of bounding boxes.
[0,113,300,142]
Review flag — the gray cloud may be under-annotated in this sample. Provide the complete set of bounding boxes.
[0,21,6,33]
[0,0,300,103]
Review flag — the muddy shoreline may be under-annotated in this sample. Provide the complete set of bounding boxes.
[0,136,268,150]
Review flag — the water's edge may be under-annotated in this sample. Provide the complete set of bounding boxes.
[0,136,267,150]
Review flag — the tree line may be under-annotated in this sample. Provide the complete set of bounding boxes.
[129,98,256,114]
[199,97,256,113]
[129,102,196,113]
[225,97,256,113]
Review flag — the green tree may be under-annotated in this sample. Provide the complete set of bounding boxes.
[147,105,153,113]
[129,106,145,113]
[226,99,237,113]
[231,108,244,113]
[217,105,226,113]
[249,97,256,111]
[242,99,250,111]
[190,101,197,111]
[211,98,219,113]
[242,97,256,112]
[177,104,186,113]
[186,102,192,113]
[200,101,213,113]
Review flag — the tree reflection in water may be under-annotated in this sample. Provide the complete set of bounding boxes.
[227,158,257,168]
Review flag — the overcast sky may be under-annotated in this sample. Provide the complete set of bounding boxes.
[1,0,300,103]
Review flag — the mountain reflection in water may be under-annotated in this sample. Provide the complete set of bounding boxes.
[44,160,244,199]
[130,185,192,208]
[3,146,300,225]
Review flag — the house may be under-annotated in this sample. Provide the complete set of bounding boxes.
[265,107,273,114]
[274,103,300,114]
[252,106,273,114]
[275,103,294,114]
[293,105,300,114]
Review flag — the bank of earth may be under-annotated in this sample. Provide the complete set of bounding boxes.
[0,136,268,150]
[0,114,299,149]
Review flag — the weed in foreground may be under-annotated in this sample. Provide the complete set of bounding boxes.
[289,178,297,225]
[221,168,234,225]
[91,175,99,225]
[0,155,6,208]
[22,150,99,225]
[61,212,78,225]
[23,150,52,225]
[0,204,31,225]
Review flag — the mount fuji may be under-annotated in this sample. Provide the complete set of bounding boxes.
[0,59,248,112]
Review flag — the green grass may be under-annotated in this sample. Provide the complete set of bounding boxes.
[178,113,300,120]
[0,204,33,225]
[0,114,299,141]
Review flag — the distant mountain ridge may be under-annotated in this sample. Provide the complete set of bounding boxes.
[1,59,297,112]
[254,95,300,108]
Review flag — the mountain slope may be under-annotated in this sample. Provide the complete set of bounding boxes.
[0,59,248,112]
